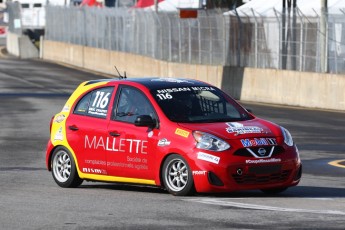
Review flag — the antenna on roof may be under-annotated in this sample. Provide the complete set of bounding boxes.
[114,66,127,79]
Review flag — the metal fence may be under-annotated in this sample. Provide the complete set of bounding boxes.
[20,5,345,74]
[6,2,22,35]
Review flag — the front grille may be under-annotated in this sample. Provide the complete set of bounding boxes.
[248,165,281,174]
[232,170,291,184]
[234,146,285,157]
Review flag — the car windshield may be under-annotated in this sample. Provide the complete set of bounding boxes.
[151,85,252,123]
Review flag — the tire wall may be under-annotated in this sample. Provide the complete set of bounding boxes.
[42,40,345,112]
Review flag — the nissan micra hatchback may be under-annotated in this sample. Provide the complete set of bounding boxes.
[46,77,302,196]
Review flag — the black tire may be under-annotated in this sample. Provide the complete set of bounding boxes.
[261,187,288,195]
[51,147,83,188]
[162,154,195,196]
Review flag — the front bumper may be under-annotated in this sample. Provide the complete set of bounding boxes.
[189,145,302,193]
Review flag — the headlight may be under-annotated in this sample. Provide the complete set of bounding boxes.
[193,131,230,151]
[281,126,294,146]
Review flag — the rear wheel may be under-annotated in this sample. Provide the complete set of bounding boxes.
[162,154,195,196]
[51,147,83,188]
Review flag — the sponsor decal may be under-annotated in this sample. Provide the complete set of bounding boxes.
[156,86,215,100]
[197,152,220,164]
[246,158,281,164]
[192,170,207,176]
[82,168,106,174]
[158,138,171,146]
[148,131,153,138]
[85,159,106,165]
[240,138,277,147]
[88,107,108,117]
[54,127,63,141]
[226,122,264,135]
[157,87,191,94]
[156,86,215,94]
[175,128,190,138]
[107,161,148,170]
[54,114,65,123]
[84,135,148,154]
[127,156,142,162]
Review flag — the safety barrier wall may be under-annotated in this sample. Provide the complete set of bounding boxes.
[6,32,20,57]
[6,31,39,58]
[42,40,345,112]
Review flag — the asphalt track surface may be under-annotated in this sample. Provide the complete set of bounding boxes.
[0,55,344,229]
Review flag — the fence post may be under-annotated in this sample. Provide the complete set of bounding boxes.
[274,9,282,69]
[178,17,182,63]
[167,14,172,61]
[197,16,201,64]
[234,10,242,67]
[297,11,304,72]
[188,19,192,63]
[251,9,258,68]
[320,0,328,73]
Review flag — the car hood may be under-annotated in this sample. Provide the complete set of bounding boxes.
[178,118,282,140]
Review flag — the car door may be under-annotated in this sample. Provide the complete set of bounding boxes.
[106,85,159,180]
[66,86,115,176]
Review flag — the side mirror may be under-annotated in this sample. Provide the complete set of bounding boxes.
[134,115,157,128]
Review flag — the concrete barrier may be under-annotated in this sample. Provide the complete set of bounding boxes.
[6,31,39,58]
[6,32,20,57]
[42,40,345,112]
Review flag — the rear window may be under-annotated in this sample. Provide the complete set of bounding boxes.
[74,87,114,118]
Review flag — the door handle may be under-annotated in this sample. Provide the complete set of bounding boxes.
[68,125,79,131]
[109,131,120,137]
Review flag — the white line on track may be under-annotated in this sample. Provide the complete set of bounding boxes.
[184,198,345,215]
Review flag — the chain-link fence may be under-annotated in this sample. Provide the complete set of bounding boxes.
[42,6,345,74]
[6,2,22,35]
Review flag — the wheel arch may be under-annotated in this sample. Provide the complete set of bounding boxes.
[158,152,195,191]
[47,145,80,173]
[158,152,179,188]
[47,145,60,171]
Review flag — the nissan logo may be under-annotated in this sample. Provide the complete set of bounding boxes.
[257,148,267,156]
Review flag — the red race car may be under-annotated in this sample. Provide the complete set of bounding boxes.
[46,77,302,196]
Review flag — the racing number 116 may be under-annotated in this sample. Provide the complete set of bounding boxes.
[92,91,110,108]
[157,93,172,100]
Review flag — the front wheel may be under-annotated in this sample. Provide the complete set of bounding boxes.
[162,154,195,196]
[51,147,83,188]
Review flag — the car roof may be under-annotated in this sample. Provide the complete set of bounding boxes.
[85,77,212,90]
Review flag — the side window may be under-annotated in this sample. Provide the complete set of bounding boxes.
[74,93,92,115]
[113,87,156,123]
[74,87,114,118]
